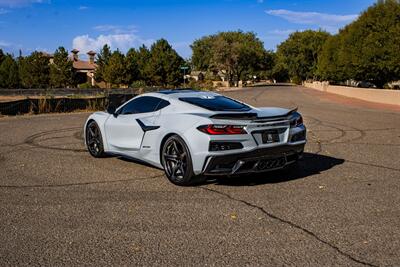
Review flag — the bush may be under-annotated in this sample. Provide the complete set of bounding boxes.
[291,76,303,85]
[188,79,214,91]
[78,82,98,89]
[131,80,147,88]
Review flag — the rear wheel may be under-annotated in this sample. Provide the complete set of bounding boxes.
[161,135,204,186]
[86,121,105,158]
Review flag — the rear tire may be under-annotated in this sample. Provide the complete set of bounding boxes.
[161,135,204,186]
[85,121,105,158]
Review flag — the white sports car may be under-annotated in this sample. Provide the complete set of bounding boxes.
[84,89,306,185]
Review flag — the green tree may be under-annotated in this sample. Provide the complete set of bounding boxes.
[316,35,346,83]
[317,0,400,87]
[0,55,19,88]
[50,47,74,88]
[191,35,216,71]
[103,50,125,87]
[94,44,111,83]
[0,49,5,65]
[136,45,151,83]
[270,52,289,82]
[277,30,330,83]
[342,0,400,87]
[124,48,140,85]
[147,39,184,86]
[191,31,267,86]
[252,50,276,80]
[19,51,50,88]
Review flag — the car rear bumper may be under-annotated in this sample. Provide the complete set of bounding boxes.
[202,142,305,176]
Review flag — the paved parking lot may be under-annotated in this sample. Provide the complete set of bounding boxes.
[1,85,399,266]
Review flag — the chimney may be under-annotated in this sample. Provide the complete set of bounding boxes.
[87,50,96,64]
[71,49,79,61]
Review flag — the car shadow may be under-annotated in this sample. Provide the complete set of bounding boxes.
[206,153,345,186]
[117,156,163,169]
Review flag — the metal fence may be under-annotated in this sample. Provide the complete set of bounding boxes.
[0,88,143,97]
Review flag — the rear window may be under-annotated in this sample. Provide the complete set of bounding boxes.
[179,96,250,111]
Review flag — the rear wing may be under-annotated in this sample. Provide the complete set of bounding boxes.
[210,107,298,121]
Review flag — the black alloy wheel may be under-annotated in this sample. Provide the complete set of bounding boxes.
[86,121,105,158]
[162,135,203,186]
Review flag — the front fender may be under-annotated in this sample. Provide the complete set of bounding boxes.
[84,112,111,151]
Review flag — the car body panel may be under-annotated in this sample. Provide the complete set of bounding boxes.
[85,90,306,175]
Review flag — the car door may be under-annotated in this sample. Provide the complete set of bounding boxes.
[105,96,162,151]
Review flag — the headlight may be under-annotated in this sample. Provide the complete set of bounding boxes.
[290,112,303,128]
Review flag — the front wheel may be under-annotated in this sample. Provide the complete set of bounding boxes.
[161,135,204,186]
[85,121,105,158]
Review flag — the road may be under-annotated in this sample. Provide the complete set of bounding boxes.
[1,85,399,266]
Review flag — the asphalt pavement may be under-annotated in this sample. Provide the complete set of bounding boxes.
[0,85,399,266]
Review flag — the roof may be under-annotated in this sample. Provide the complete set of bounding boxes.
[158,89,200,95]
[150,89,220,101]
[73,60,97,70]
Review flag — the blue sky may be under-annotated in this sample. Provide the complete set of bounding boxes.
[0,0,376,58]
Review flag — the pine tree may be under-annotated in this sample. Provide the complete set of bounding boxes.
[103,50,125,87]
[19,51,50,88]
[0,55,19,88]
[147,39,184,86]
[94,44,111,83]
[136,45,151,83]
[0,49,5,65]
[124,48,140,85]
[50,47,74,88]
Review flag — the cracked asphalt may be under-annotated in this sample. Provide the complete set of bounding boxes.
[1,85,399,266]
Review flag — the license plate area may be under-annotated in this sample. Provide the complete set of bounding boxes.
[261,130,280,144]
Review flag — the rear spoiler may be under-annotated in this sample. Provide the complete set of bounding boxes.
[210,107,298,120]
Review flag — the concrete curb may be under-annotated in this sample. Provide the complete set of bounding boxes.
[303,82,400,106]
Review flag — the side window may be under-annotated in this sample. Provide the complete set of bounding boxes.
[154,99,170,111]
[120,96,162,115]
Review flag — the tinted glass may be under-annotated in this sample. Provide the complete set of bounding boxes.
[179,96,250,111]
[120,96,162,115]
[155,99,170,111]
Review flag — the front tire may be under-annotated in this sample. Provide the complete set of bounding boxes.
[85,120,105,158]
[161,135,204,186]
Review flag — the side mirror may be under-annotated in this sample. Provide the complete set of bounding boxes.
[107,106,117,117]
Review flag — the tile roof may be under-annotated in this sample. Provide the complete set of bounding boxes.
[73,60,97,70]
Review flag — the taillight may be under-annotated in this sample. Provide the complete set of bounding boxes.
[197,125,247,135]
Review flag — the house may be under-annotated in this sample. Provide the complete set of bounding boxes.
[71,49,97,86]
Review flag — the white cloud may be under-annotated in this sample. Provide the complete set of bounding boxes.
[72,34,153,54]
[93,24,137,34]
[267,29,302,36]
[0,0,50,7]
[265,9,358,31]
[0,40,11,47]
[78,6,88,10]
